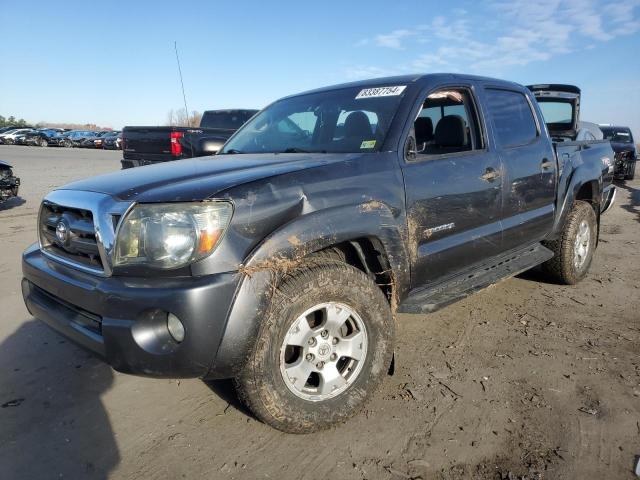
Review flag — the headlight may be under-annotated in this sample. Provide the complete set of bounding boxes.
[114,202,232,269]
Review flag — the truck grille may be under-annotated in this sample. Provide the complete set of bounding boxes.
[39,201,104,272]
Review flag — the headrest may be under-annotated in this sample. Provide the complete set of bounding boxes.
[415,117,434,142]
[344,111,372,138]
[435,115,467,147]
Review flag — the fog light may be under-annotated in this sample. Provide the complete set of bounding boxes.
[167,313,185,343]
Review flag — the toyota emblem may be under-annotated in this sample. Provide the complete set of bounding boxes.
[56,221,69,243]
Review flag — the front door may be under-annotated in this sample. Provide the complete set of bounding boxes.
[401,86,504,287]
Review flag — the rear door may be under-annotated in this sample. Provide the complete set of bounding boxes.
[482,87,557,250]
[401,84,504,286]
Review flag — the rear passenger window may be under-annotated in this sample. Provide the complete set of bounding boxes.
[485,89,538,148]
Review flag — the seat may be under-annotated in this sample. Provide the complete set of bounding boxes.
[423,115,469,154]
[339,111,373,150]
[414,117,433,151]
[344,111,372,137]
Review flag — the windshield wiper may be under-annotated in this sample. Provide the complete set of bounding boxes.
[223,148,244,154]
[281,147,327,153]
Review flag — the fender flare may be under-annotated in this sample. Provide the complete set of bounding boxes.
[551,166,602,239]
[206,201,409,378]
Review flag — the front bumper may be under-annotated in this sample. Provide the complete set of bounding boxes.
[613,152,636,177]
[0,177,20,201]
[22,244,240,378]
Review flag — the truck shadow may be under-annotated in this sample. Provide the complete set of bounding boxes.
[614,180,640,224]
[0,196,26,211]
[0,320,120,479]
[202,379,256,419]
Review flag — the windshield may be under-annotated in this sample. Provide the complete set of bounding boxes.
[601,127,633,143]
[537,100,573,125]
[221,86,407,154]
[200,110,257,129]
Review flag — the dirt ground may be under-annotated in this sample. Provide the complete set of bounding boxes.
[0,145,638,480]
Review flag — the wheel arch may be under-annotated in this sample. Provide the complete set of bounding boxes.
[552,170,602,240]
[206,202,409,378]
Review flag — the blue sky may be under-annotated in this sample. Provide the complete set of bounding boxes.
[1,0,638,135]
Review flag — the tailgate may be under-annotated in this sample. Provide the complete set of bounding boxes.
[122,127,177,160]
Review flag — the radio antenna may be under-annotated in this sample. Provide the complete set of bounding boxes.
[174,41,190,126]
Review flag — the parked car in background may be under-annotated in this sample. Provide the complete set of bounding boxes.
[102,131,122,150]
[0,160,20,202]
[121,109,258,168]
[599,125,637,180]
[79,131,107,148]
[46,130,73,147]
[14,129,37,145]
[22,74,615,433]
[0,126,26,135]
[25,129,60,147]
[55,130,95,147]
[73,131,99,147]
[0,128,33,145]
[94,131,120,149]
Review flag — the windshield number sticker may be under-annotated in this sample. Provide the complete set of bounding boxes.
[356,86,406,99]
[360,140,376,149]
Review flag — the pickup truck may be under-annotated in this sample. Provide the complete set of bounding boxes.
[599,124,637,180]
[121,109,258,169]
[22,74,615,433]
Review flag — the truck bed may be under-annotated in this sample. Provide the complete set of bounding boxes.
[122,126,232,167]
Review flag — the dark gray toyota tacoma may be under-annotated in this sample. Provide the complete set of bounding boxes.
[22,74,615,433]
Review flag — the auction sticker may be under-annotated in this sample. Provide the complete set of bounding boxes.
[360,140,376,149]
[356,85,406,99]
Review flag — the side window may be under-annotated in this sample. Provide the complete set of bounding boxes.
[485,89,538,148]
[412,88,482,156]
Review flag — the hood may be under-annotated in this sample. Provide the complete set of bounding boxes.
[0,160,12,168]
[58,153,355,203]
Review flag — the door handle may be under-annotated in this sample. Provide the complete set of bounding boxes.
[541,158,554,170]
[480,167,501,182]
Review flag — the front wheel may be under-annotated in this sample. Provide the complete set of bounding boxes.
[542,200,597,284]
[39,138,48,147]
[625,160,636,180]
[235,259,394,433]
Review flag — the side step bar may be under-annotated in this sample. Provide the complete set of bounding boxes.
[398,243,554,314]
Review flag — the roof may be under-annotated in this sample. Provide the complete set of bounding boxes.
[284,73,523,99]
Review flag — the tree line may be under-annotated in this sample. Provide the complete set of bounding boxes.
[0,115,29,127]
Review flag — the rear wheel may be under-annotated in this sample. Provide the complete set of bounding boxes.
[39,138,48,147]
[235,258,394,433]
[542,200,597,284]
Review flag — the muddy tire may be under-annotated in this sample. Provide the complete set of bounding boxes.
[542,200,597,285]
[625,160,636,180]
[234,258,394,433]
